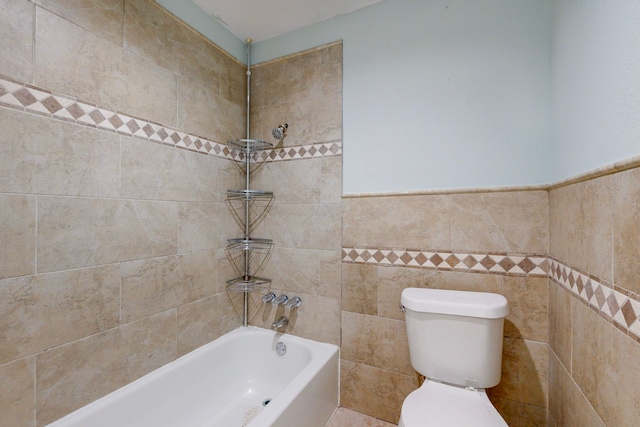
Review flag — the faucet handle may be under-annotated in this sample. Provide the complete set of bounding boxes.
[274,294,289,305]
[285,296,302,309]
[262,292,276,304]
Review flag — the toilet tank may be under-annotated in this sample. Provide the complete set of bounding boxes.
[401,288,509,389]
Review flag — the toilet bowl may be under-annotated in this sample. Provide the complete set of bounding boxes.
[399,288,509,427]
[398,380,507,427]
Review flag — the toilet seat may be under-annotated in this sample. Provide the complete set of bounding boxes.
[399,380,508,427]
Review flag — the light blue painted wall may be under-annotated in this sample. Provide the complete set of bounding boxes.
[550,0,640,182]
[256,0,553,194]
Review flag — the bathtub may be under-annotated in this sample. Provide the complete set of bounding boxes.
[47,326,339,427]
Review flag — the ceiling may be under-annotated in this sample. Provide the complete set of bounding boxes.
[191,0,384,42]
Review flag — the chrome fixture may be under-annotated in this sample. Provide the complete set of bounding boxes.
[285,296,302,309]
[272,316,289,330]
[272,123,288,140]
[262,292,276,304]
[274,294,289,306]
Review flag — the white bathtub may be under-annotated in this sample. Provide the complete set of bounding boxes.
[47,326,339,427]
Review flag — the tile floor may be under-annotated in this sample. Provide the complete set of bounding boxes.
[327,408,397,427]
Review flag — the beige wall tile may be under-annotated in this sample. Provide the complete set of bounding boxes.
[178,202,234,252]
[217,158,246,203]
[341,311,413,375]
[340,359,417,424]
[0,357,36,427]
[572,298,640,427]
[343,195,450,249]
[121,251,218,323]
[220,54,246,108]
[450,191,548,253]
[261,204,342,251]
[321,43,343,96]
[37,197,178,273]
[489,395,547,427]
[123,0,172,69]
[502,276,548,342]
[548,349,604,427]
[342,263,379,316]
[177,76,244,143]
[0,0,34,82]
[36,310,177,426]
[253,291,341,345]
[614,167,640,295]
[262,248,341,299]
[35,8,177,126]
[488,338,548,408]
[377,267,441,320]
[252,157,342,205]
[0,265,119,364]
[121,136,218,202]
[548,281,572,369]
[0,109,120,197]
[254,92,342,146]
[549,184,579,263]
[33,0,124,46]
[0,194,36,279]
[177,293,238,356]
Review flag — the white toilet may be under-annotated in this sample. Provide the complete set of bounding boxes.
[399,288,509,427]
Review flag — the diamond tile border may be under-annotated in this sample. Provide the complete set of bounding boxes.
[548,256,640,344]
[342,247,548,277]
[342,246,640,344]
[0,74,341,163]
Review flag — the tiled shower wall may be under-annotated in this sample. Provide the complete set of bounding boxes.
[341,191,551,426]
[248,43,344,345]
[0,0,246,425]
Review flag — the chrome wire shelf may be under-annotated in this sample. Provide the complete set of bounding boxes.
[225,238,274,279]
[225,276,272,293]
[226,190,274,234]
[228,139,273,175]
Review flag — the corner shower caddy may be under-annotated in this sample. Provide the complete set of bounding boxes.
[225,138,275,326]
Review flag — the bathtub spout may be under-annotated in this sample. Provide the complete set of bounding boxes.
[271,316,289,330]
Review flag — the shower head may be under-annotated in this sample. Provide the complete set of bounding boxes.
[272,123,288,140]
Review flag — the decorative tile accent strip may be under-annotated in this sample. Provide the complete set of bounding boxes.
[548,256,640,344]
[0,74,341,162]
[341,247,548,277]
[343,247,640,343]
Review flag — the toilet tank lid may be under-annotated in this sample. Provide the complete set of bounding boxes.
[401,288,509,319]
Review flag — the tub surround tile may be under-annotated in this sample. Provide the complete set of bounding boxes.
[121,136,218,202]
[37,197,178,273]
[35,310,177,426]
[33,0,125,46]
[0,108,120,197]
[35,8,177,127]
[177,293,238,356]
[0,0,34,83]
[121,251,218,323]
[0,194,36,280]
[0,357,36,427]
[0,265,120,365]
[178,202,234,253]
[262,204,342,251]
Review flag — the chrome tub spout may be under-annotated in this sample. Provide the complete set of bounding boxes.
[272,316,289,331]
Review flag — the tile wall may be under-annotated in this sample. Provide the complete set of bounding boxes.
[341,191,551,426]
[248,43,344,346]
[548,167,640,427]
[0,0,246,425]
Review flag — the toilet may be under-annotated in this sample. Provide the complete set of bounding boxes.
[399,288,509,427]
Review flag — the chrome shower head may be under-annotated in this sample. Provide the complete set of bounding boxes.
[272,123,288,140]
